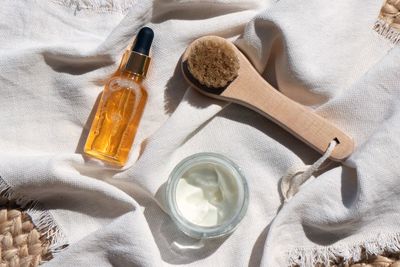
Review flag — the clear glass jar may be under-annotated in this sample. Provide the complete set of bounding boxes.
[166,153,249,239]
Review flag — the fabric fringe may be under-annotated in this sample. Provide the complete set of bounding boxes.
[373,19,400,45]
[51,0,137,13]
[288,233,400,266]
[0,177,68,258]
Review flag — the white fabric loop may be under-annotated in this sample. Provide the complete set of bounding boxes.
[280,140,338,202]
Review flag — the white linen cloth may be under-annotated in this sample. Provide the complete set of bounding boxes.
[0,0,398,266]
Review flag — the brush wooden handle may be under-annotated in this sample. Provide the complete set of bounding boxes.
[219,53,354,161]
[181,36,354,161]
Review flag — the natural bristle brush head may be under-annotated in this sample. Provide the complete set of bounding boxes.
[187,36,240,88]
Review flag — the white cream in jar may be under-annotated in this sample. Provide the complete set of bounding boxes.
[176,163,240,227]
[166,153,248,239]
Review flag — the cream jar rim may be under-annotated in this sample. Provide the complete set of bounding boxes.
[166,152,249,239]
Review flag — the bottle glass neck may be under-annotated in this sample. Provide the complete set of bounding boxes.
[121,70,143,83]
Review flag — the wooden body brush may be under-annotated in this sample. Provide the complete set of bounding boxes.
[181,36,354,161]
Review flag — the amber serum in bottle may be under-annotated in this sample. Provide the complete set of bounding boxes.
[84,27,154,166]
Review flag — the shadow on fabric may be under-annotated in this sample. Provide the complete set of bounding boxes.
[163,60,187,115]
[301,167,359,246]
[141,183,228,264]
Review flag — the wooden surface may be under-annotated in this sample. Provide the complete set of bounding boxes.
[182,36,354,161]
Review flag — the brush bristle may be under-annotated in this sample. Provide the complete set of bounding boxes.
[187,37,239,88]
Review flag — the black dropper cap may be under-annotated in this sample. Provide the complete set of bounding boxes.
[124,27,154,77]
[132,27,154,56]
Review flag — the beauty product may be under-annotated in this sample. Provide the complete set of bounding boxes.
[181,36,354,161]
[84,27,154,166]
[166,153,249,239]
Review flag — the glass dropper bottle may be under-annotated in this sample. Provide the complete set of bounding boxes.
[84,27,154,166]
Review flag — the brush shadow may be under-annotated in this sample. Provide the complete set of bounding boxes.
[163,59,187,115]
[141,183,228,264]
[219,105,321,164]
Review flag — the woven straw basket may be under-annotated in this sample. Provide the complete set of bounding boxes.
[0,197,50,267]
